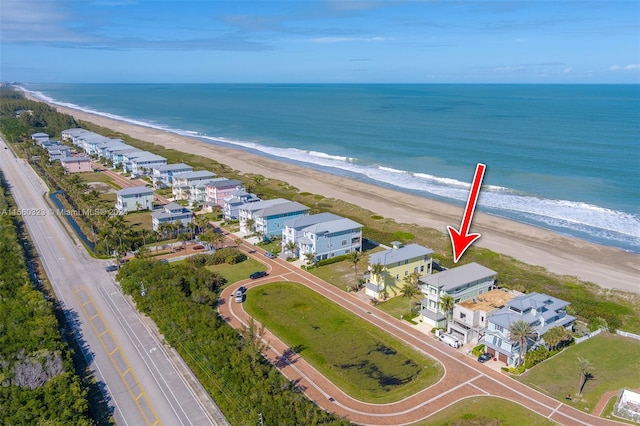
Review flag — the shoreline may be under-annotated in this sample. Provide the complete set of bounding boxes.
[25,91,639,293]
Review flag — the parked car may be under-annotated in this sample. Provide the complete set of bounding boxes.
[438,333,461,348]
[234,289,244,303]
[264,251,276,259]
[477,352,493,363]
[249,271,268,280]
[237,285,247,294]
[105,264,118,272]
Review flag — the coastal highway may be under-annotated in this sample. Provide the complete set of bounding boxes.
[0,140,229,426]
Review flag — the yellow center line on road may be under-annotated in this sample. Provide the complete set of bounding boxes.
[73,287,161,426]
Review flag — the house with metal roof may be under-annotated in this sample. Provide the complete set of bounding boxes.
[205,179,244,206]
[222,189,261,220]
[31,132,50,144]
[239,198,310,238]
[44,144,71,162]
[482,292,575,365]
[298,217,363,262]
[151,163,193,188]
[151,203,193,231]
[171,171,217,200]
[418,262,497,327]
[366,242,434,300]
[123,153,167,177]
[115,186,154,214]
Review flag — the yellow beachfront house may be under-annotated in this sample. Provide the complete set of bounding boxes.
[365,242,434,300]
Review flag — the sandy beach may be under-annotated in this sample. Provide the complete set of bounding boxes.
[29,93,639,293]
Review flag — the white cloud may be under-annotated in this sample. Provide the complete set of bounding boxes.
[495,65,526,72]
[308,36,386,43]
[609,64,640,71]
[563,67,573,73]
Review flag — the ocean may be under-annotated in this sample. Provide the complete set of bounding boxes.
[24,84,640,253]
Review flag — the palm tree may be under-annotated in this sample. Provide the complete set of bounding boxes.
[370,262,385,290]
[234,237,243,248]
[400,281,420,314]
[349,251,363,286]
[509,320,537,366]
[184,221,195,239]
[179,232,190,252]
[543,326,573,351]
[196,215,210,234]
[245,218,255,234]
[199,230,216,250]
[438,293,455,327]
[158,222,172,241]
[576,357,591,396]
[284,240,297,258]
[304,252,316,266]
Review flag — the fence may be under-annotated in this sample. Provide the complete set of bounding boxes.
[616,330,640,341]
[575,328,602,344]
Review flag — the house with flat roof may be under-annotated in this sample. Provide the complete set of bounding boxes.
[61,156,92,174]
[239,198,310,238]
[205,179,244,206]
[448,289,521,344]
[366,242,434,301]
[151,203,193,231]
[222,190,261,220]
[151,163,193,188]
[115,186,154,214]
[482,292,576,366]
[419,262,497,328]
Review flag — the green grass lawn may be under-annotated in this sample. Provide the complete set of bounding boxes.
[207,258,265,285]
[412,396,558,426]
[518,334,640,413]
[244,282,443,403]
[80,171,114,183]
[124,210,153,230]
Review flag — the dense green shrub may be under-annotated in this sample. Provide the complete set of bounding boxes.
[316,253,350,267]
[472,344,486,357]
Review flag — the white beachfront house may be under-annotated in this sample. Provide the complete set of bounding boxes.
[151,163,193,188]
[171,170,217,200]
[151,202,193,231]
[125,153,167,177]
[282,212,363,261]
[418,262,497,328]
[115,186,154,214]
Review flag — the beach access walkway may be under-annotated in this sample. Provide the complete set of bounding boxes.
[218,236,627,426]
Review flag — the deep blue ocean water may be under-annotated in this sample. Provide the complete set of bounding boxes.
[25,84,640,252]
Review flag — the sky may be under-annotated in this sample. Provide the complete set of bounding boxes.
[1,0,639,84]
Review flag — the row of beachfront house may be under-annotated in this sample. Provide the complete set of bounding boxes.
[31,132,94,173]
[62,128,168,176]
[355,239,575,366]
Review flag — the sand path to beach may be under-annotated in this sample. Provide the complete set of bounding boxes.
[32,93,639,293]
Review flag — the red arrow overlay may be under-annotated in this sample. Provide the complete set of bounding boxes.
[447,163,486,263]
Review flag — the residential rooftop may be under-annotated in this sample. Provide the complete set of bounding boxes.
[419,262,497,291]
[117,186,153,196]
[457,289,521,312]
[369,243,434,266]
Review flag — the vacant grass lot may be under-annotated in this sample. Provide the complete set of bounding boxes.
[244,282,442,403]
[207,257,266,285]
[518,334,640,413]
[412,396,557,426]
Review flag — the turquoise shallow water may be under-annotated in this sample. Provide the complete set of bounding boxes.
[26,83,640,252]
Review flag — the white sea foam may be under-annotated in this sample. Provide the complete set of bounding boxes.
[23,86,639,251]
